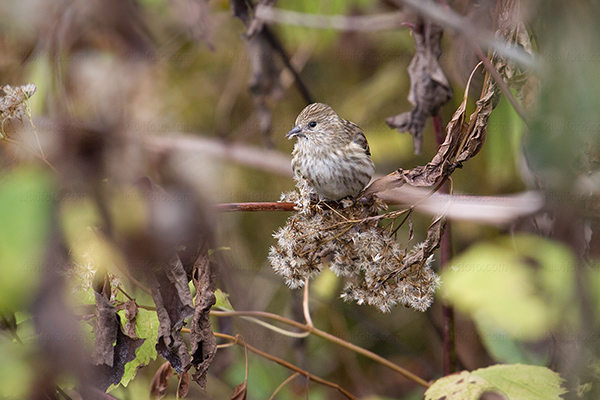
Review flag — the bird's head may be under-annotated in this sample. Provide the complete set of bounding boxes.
[287,103,341,140]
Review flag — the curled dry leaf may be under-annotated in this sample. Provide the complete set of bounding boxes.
[124,299,139,338]
[189,253,218,389]
[230,381,248,400]
[151,255,195,374]
[124,176,217,385]
[150,362,174,400]
[386,20,452,154]
[91,286,145,391]
[177,370,190,399]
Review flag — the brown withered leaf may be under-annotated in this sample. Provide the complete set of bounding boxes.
[230,382,248,400]
[150,362,174,399]
[124,299,139,338]
[177,371,190,399]
[91,286,145,391]
[91,291,119,367]
[228,0,252,25]
[93,325,145,391]
[386,20,452,154]
[151,255,195,374]
[189,253,218,389]
[367,59,493,197]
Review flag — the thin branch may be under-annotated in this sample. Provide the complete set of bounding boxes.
[211,310,431,388]
[255,5,408,32]
[213,332,359,400]
[303,277,313,327]
[261,26,315,104]
[143,133,293,177]
[433,113,457,375]
[472,44,528,123]
[269,373,301,400]
[215,202,296,212]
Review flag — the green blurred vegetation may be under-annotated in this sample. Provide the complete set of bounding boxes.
[0,0,599,399]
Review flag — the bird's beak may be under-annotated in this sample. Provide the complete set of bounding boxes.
[286,126,302,139]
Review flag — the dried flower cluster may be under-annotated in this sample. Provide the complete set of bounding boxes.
[0,84,37,133]
[269,178,440,312]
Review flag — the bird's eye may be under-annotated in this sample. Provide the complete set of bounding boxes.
[308,121,317,128]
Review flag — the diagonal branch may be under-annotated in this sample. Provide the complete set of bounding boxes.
[212,332,359,400]
[211,310,431,388]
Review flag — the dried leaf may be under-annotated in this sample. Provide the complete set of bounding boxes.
[91,288,145,391]
[151,255,195,373]
[407,213,414,243]
[124,299,139,338]
[366,58,490,197]
[189,253,218,389]
[177,371,190,399]
[228,0,252,25]
[93,325,145,391]
[91,291,119,367]
[386,20,452,154]
[230,382,248,400]
[150,362,174,400]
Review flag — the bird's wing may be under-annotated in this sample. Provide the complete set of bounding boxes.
[344,119,371,156]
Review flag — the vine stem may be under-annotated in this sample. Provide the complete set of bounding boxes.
[211,332,358,400]
[433,114,457,374]
[210,310,431,388]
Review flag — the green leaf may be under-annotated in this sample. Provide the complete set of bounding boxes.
[214,288,234,311]
[441,235,576,341]
[0,339,34,398]
[0,168,53,312]
[442,243,549,340]
[425,364,566,400]
[117,308,159,387]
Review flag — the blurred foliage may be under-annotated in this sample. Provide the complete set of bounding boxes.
[425,364,566,400]
[0,0,599,398]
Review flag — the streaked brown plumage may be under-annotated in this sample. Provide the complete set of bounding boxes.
[287,103,375,201]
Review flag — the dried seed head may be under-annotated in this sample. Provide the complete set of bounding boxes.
[269,178,440,312]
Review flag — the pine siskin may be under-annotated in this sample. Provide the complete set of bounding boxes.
[287,103,375,201]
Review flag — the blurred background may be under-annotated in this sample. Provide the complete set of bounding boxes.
[1,0,599,399]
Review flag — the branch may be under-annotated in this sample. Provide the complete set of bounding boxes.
[211,310,431,388]
[216,202,296,212]
[212,332,359,400]
[255,5,408,32]
[214,189,543,226]
[143,133,293,177]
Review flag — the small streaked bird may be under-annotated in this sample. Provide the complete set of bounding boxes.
[287,103,375,201]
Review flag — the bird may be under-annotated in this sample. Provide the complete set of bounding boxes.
[287,103,375,201]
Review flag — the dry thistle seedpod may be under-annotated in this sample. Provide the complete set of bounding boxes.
[269,178,440,313]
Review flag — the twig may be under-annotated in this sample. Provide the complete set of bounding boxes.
[433,113,457,375]
[302,277,313,327]
[211,310,431,388]
[473,45,528,122]
[261,26,315,104]
[269,373,301,400]
[215,202,296,212]
[213,332,359,400]
[255,5,408,32]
